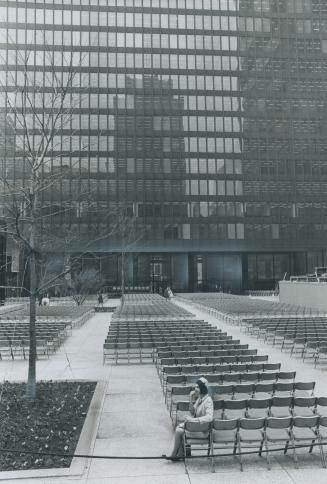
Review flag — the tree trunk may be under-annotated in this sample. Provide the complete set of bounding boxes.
[26,249,37,400]
[121,251,125,307]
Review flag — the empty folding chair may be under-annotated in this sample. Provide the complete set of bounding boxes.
[241,372,260,384]
[269,396,293,418]
[315,347,327,367]
[289,416,323,468]
[248,363,264,372]
[259,372,278,383]
[183,421,211,469]
[273,382,294,397]
[254,383,274,399]
[263,363,281,372]
[205,374,223,385]
[165,375,186,404]
[223,373,241,384]
[238,418,265,472]
[213,399,224,419]
[293,381,316,397]
[246,398,270,419]
[233,383,255,400]
[292,397,316,417]
[211,418,238,472]
[290,337,307,357]
[263,417,292,470]
[315,397,327,417]
[169,385,193,419]
[316,415,327,468]
[277,371,296,382]
[213,384,234,401]
[302,341,319,362]
[253,355,268,362]
[174,401,190,427]
[214,364,231,373]
[223,399,247,420]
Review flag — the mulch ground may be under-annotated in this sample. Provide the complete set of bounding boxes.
[0,380,96,472]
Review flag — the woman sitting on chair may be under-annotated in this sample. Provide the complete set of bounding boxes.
[163,377,213,461]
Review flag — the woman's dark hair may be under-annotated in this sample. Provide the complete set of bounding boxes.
[196,379,208,395]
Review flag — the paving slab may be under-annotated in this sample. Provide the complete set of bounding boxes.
[3,297,327,483]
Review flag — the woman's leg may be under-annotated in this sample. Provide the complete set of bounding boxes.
[169,427,185,457]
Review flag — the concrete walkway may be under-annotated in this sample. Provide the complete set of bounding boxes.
[1,298,327,483]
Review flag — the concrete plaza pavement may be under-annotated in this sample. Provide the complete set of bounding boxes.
[1,298,327,483]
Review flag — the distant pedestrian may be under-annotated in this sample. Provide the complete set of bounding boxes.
[98,292,104,307]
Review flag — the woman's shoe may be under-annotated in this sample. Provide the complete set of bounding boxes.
[162,454,183,462]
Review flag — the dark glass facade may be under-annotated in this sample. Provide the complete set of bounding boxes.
[0,0,327,292]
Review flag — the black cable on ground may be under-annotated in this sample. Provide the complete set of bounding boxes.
[0,440,327,461]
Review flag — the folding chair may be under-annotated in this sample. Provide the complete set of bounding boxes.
[277,371,296,382]
[233,383,255,400]
[246,398,270,419]
[263,417,292,470]
[223,399,247,420]
[292,397,316,417]
[165,375,186,404]
[263,363,281,372]
[183,421,212,470]
[174,401,190,427]
[170,385,193,420]
[213,384,234,401]
[315,346,327,367]
[269,396,293,417]
[253,383,274,399]
[316,415,327,468]
[259,372,278,383]
[273,382,294,397]
[238,418,265,471]
[315,397,327,417]
[293,381,315,397]
[213,400,224,419]
[211,418,238,472]
[289,416,323,468]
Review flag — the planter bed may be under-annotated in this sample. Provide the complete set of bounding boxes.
[0,380,96,472]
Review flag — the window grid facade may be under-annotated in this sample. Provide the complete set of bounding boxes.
[0,0,327,291]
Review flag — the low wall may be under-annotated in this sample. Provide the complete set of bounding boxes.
[279,280,327,311]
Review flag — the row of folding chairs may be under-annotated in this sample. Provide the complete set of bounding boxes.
[165,372,297,403]
[159,363,284,384]
[0,339,50,360]
[174,396,327,427]
[160,361,277,377]
[169,382,316,416]
[162,360,275,385]
[106,334,229,344]
[181,415,327,472]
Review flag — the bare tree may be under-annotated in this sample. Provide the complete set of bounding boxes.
[0,46,110,400]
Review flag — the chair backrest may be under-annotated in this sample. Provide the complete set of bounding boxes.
[266,417,292,429]
[176,401,189,412]
[292,416,319,428]
[213,418,238,431]
[184,421,211,433]
[239,417,265,430]
[234,383,255,394]
[317,396,327,407]
[274,382,294,392]
[271,396,293,407]
[260,372,278,381]
[247,398,270,409]
[294,381,315,392]
[278,371,296,381]
[293,396,316,408]
[224,399,248,410]
[263,363,281,371]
